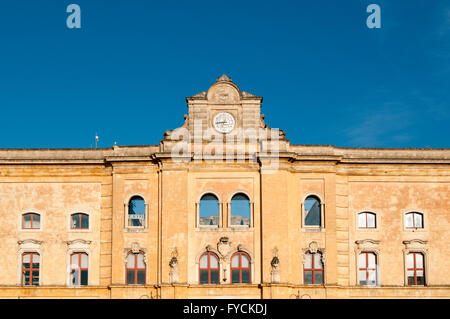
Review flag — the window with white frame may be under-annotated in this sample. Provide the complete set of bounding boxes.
[231,252,251,284]
[22,213,41,230]
[303,252,324,285]
[70,252,88,286]
[199,252,220,284]
[22,252,40,286]
[127,196,146,228]
[199,194,220,226]
[405,212,423,229]
[358,212,376,229]
[304,195,322,227]
[358,252,377,286]
[71,213,89,230]
[406,252,425,286]
[230,193,250,227]
[126,251,146,285]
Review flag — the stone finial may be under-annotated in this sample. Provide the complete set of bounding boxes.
[216,74,232,82]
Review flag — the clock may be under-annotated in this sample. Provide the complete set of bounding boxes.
[213,112,235,133]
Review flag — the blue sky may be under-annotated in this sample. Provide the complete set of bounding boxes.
[0,0,448,148]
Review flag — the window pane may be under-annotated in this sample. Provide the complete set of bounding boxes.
[416,275,425,286]
[367,253,376,267]
[406,254,414,268]
[209,255,219,268]
[241,254,250,268]
[359,270,367,285]
[304,271,313,284]
[72,214,80,229]
[314,271,323,284]
[81,214,89,229]
[231,194,250,226]
[414,214,423,228]
[358,253,366,268]
[358,213,366,228]
[137,254,145,268]
[23,253,30,264]
[32,214,40,228]
[407,274,415,285]
[405,214,413,228]
[367,213,376,228]
[368,270,377,285]
[80,270,88,285]
[231,255,239,268]
[304,253,313,268]
[31,271,39,286]
[127,254,135,268]
[23,272,30,285]
[415,254,424,268]
[199,194,219,226]
[313,253,323,269]
[71,269,78,285]
[200,255,208,268]
[137,270,146,284]
[231,270,240,283]
[304,197,321,226]
[23,215,31,228]
[210,270,219,284]
[81,253,88,268]
[32,254,39,268]
[199,270,209,284]
[127,270,135,284]
[241,270,250,283]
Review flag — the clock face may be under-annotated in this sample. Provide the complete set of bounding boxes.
[213,112,235,133]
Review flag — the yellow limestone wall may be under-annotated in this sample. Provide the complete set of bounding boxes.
[0,157,449,299]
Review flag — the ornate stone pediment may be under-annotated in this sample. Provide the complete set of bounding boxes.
[18,239,42,250]
[355,239,380,250]
[402,239,428,250]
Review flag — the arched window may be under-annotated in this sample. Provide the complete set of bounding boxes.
[358,252,377,286]
[71,213,89,230]
[22,252,40,286]
[231,252,251,284]
[70,252,88,286]
[230,193,250,226]
[126,251,146,285]
[199,252,219,284]
[405,212,423,229]
[304,195,322,227]
[22,213,40,230]
[199,194,219,226]
[303,252,324,285]
[128,196,146,227]
[358,212,376,229]
[407,252,425,286]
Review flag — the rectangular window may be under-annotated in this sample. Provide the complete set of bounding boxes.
[22,252,39,286]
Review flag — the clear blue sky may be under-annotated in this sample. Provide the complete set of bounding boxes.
[0,0,448,148]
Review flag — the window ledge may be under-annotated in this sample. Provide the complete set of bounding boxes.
[301,228,325,233]
[124,228,148,233]
[68,229,91,233]
[195,227,254,232]
[404,228,426,232]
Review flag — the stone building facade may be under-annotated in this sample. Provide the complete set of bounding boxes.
[0,75,449,299]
